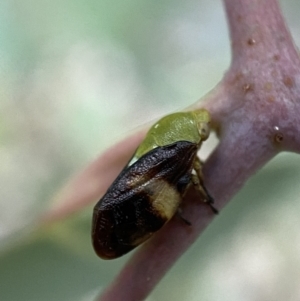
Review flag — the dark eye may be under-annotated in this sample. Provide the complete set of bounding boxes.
[199,123,210,140]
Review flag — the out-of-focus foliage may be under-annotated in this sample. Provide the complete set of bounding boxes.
[0,1,300,300]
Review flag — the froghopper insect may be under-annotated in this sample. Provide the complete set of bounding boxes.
[92,109,216,259]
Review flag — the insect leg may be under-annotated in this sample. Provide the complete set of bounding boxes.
[176,207,192,226]
[192,156,219,214]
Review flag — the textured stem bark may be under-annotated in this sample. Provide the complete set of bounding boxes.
[99,0,300,300]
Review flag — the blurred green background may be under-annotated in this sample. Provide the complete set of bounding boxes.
[1,0,300,300]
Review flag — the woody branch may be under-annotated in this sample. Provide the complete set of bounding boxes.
[98,0,300,300]
[42,0,300,300]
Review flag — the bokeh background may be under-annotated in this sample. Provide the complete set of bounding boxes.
[1,0,300,300]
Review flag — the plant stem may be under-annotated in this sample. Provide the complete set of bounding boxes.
[99,0,300,300]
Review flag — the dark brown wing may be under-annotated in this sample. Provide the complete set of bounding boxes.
[92,141,198,259]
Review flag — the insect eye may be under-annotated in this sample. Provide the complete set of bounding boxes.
[198,122,210,140]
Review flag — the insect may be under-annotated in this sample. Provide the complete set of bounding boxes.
[92,109,217,259]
